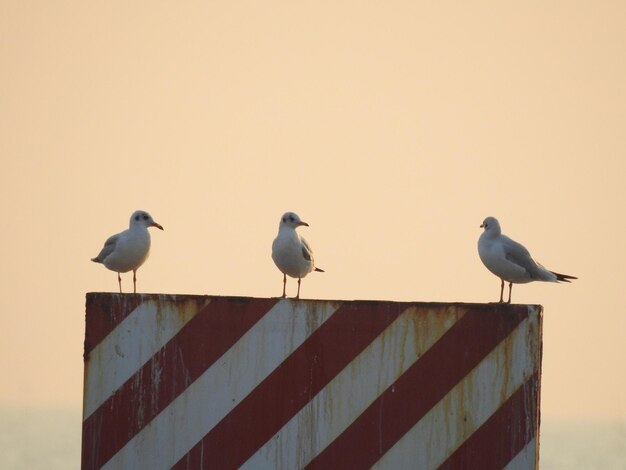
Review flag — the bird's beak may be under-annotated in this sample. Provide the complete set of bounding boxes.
[480,223,485,228]
[152,222,164,230]
[299,221,309,227]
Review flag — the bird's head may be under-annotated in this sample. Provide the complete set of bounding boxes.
[130,210,164,230]
[279,211,308,229]
[480,216,500,235]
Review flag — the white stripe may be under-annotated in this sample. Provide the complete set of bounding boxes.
[103,299,340,470]
[372,308,540,469]
[504,438,538,470]
[241,306,466,470]
[83,296,207,419]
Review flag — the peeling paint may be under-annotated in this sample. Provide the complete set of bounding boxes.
[83,294,209,420]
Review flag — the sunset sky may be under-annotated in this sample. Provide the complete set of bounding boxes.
[1,0,625,426]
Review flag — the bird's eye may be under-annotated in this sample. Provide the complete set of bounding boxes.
[143,215,149,220]
[288,216,294,222]
[135,215,140,221]
[282,217,287,223]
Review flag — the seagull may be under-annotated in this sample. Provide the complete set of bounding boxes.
[271,211,324,299]
[91,210,164,293]
[478,216,576,303]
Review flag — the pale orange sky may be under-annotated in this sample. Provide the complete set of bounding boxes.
[1,1,625,422]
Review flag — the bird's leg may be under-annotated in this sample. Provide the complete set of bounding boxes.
[118,273,122,293]
[296,277,301,299]
[133,269,137,294]
[499,279,504,303]
[507,282,512,304]
[281,273,287,298]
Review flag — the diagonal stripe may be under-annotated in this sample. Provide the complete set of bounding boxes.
[173,301,407,470]
[81,296,277,470]
[504,438,537,470]
[102,299,340,470]
[373,310,541,469]
[240,306,466,470]
[83,296,210,419]
[84,293,142,355]
[305,305,529,470]
[438,372,539,470]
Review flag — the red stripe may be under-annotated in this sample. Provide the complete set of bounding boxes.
[84,293,142,356]
[172,301,407,470]
[81,296,277,470]
[438,372,539,469]
[305,305,529,470]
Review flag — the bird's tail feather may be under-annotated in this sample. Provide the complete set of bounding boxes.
[551,271,577,282]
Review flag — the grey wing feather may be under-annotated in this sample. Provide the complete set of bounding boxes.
[301,238,314,262]
[502,235,555,281]
[92,233,119,262]
[502,236,536,273]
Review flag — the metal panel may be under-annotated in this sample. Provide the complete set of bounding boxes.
[82,294,542,470]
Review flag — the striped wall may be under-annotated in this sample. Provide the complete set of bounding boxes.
[82,294,542,469]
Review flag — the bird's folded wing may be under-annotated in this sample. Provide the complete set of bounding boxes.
[95,233,120,261]
[502,236,539,277]
[301,237,314,262]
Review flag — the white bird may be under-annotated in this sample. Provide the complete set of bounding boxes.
[478,216,576,303]
[91,210,164,293]
[272,211,324,299]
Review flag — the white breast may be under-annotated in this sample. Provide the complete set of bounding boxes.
[272,231,313,278]
[103,230,151,273]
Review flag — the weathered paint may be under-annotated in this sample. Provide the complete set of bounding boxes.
[82,294,542,470]
[83,295,211,418]
[373,312,540,469]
